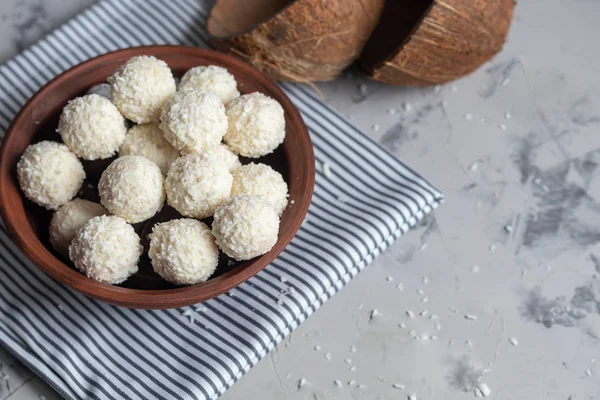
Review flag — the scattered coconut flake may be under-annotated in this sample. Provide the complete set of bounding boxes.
[298,378,307,389]
[322,162,332,178]
[504,111,511,119]
[504,224,513,233]
[182,309,193,317]
[419,243,428,251]
[372,124,380,132]
[449,307,458,313]
[592,358,597,364]
[422,276,429,284]
[57,304,65,311]
[417,289,425,295]
[471,265,480,273]
[466,339,473,346]
[430,314,439,320]
[478,383,492,397]
[325,352,332,360]
[227,292,234,297]
[358,302,364,310]
[392,383,405,390]
[422,297,429,303]
[408,395,417,400]
[474,388,483,397]
[406,310,415,318]
[397,283,404,291]
[435,323,442,331]
[399,322,406,328]
[387,108,397,115]
[480,117,486,123]
[465,314,478,320]
[468,162,478,171]
[357,384,367,389]
[430,335,438,340]
[290,200,296,204]
[420,310,429,317]
[280,276,287,283]
[508,337,519,346]
[334,380,343,388]
[40,396,47,400]
[359,84,368,96]
[344,358,352,365]
[403,102,412,112]
[498,124,507,131]
[386,276,394,282]
[370,309,379,320]
[464,113,474,121]
[378,376,386,382]
[419,334,430,341]
[409,330,417,338]
[350,345,357,353]
[585,369,592,376]
[314,345,321,351]
[502,78,510,86]
[350,366,357,372]
[489,244,496,251]
[277,299,284,305]
[348,379,356,386]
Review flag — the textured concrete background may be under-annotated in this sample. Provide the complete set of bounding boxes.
[1,0,599,399]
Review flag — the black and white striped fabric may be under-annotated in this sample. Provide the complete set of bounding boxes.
[0,1,443,399]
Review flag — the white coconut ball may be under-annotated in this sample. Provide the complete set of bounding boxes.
[212,195,280,261]
[231,163,288,215]
[69,215,142,284]
[224,92,285,158]
[203,143,241,172]
[98,155,165,223]
[57,94,127,160]
[17,141,85,210]
[108,55,176,124]
[160,89,228,154]
[119,123,180,174]
[179,65,240,105]
[165,153,232,219]
[49,199,107,257]
[149,219,219,285]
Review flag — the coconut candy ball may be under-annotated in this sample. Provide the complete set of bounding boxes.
[69,215,142,284]
[231,163,288,215]
[119,123,180,174]
[203,143,242,172]
[160,89,228,154]
[17,141,85,210]
[108,55,176,124]
[179,65,240,105]
[98,155,165,223]
[149,219,219,285]
[212,195,280,261]
[165,153,232,219]
[57,94,127,160]
[49,199,107,257]
[224,92,285,158]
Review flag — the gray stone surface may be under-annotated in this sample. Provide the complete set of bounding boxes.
[1,0,599,399]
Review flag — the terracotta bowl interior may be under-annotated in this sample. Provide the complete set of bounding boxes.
[0,46,315,309]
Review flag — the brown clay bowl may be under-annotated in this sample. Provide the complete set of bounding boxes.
[0,46,315,309]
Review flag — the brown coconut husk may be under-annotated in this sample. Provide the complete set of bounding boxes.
[360,0,515,86]
[207,0,385,83]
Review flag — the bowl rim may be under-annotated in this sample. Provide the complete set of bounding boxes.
[0,45,315,309]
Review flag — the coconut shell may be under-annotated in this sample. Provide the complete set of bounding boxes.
[360,0,515,86]
[207,0,385,82]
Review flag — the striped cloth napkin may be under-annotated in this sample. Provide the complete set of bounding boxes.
[0,0,442,399]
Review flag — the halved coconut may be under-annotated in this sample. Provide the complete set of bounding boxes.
[360,0,515,86]
[207,0,385,82]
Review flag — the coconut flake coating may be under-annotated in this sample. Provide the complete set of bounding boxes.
[231,163,288,215]
[160,89,228,154]
[149,219,219,285]
[69,215,142,284]
[179,65,240,105]
[165,154,232,219]
[49,199,107,257]
[224,92,285,158]
[212,195,280,261]
[108,56,176,123]
[99,155,165,223]
[57,94,127,160]
[119,123,180,174]
[202,143,242,172]
[17,141,85,210]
